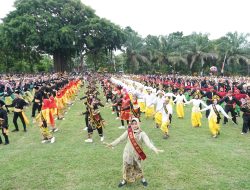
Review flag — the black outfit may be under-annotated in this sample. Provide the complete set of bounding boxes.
[201,80,207,88]
[202,91,217,118]
[112,94,120,117]
[241,104,250,133]
[4,87,14,113]
[7,98,28,131]
[31,90,43,117]
[219,96,241,124]
[105,88,112,102]
[0,108,9,144]
[80,96,90,129]
[87,101,104,137]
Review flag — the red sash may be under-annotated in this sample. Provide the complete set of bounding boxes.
[127,127,147,160]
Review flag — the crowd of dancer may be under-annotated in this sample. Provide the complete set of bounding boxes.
[1,72,250,188]
[0,73,82,145]
[87,73,250,187]
[100,74,250,139]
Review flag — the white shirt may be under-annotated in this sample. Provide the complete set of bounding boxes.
[162,103,173,122]
[185,99,207,112]
[173,94,187,104]
[155,96,165,112]
[144,93,156,107]
[165,92,176,98]
[135,90,146,102]
[200,104,230,120]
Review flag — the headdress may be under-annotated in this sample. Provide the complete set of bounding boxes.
[212,95,220,101]
[178,88,184,93]
[156,90,165,96]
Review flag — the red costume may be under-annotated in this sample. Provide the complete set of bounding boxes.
[120,93,131,121]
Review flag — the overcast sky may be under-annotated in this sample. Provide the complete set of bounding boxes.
[1,0,249,39]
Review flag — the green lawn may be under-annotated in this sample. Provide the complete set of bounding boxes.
[1,87,250,190]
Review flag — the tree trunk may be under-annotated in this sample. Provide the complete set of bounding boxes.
[53,51,68,72]
[53,51,61,72]
[110,51,116,72]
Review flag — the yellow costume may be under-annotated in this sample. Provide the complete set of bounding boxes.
[200,96,230,137]
[174,92,187,118]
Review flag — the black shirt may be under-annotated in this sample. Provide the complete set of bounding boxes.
[8,98,28,109]
[0,108,8,128]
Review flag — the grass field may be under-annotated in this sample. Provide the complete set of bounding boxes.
[1,86,250,190]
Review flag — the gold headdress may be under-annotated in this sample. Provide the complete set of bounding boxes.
[212,95,220,101]
[194,90,202,98]
[178,88,184,93]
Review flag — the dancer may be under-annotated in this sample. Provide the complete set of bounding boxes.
[154,90,165,128]
[144,87,155,119]
[35,109,55,144]
[184,94,207,127]
[84,96,105,143]
[219,90,241,125]
[106,118,163,187]
[6,90,29,132]
[0,100,9,145]
[173,89,187,118]
[240,96,250,134]
[160,98,172,139]
[118,90,131,129]
[130,94,141,121]
[31,86,42,123]
[200,95,231,138]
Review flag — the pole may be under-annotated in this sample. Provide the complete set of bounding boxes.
[221,52,227,75]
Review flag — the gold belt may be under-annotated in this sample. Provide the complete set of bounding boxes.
[14,108,22,112]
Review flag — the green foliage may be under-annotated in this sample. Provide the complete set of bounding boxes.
[85,48,108,70]
[123,27,148,73]
[114,53,126,72]
[1,0,125,72]
[120,31,250,75]
[35,55,53,72]
[1,0,250,74]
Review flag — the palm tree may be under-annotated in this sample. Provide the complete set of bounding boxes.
[161,32,189,73]
[167,52,188,73]
[144,35,167,73]
[184,33,218,73]
[123,27,149,73]
[215,32,250,75]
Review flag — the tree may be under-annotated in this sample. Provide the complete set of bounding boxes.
[214,32,250,75]
[184,33,218,74]
[123,27,149,73]
[162,32,188,74]
[1,0,125,72]
[83,18,126,71]
[144,35,168,73]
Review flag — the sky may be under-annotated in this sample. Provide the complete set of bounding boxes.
[0,0,249,39]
